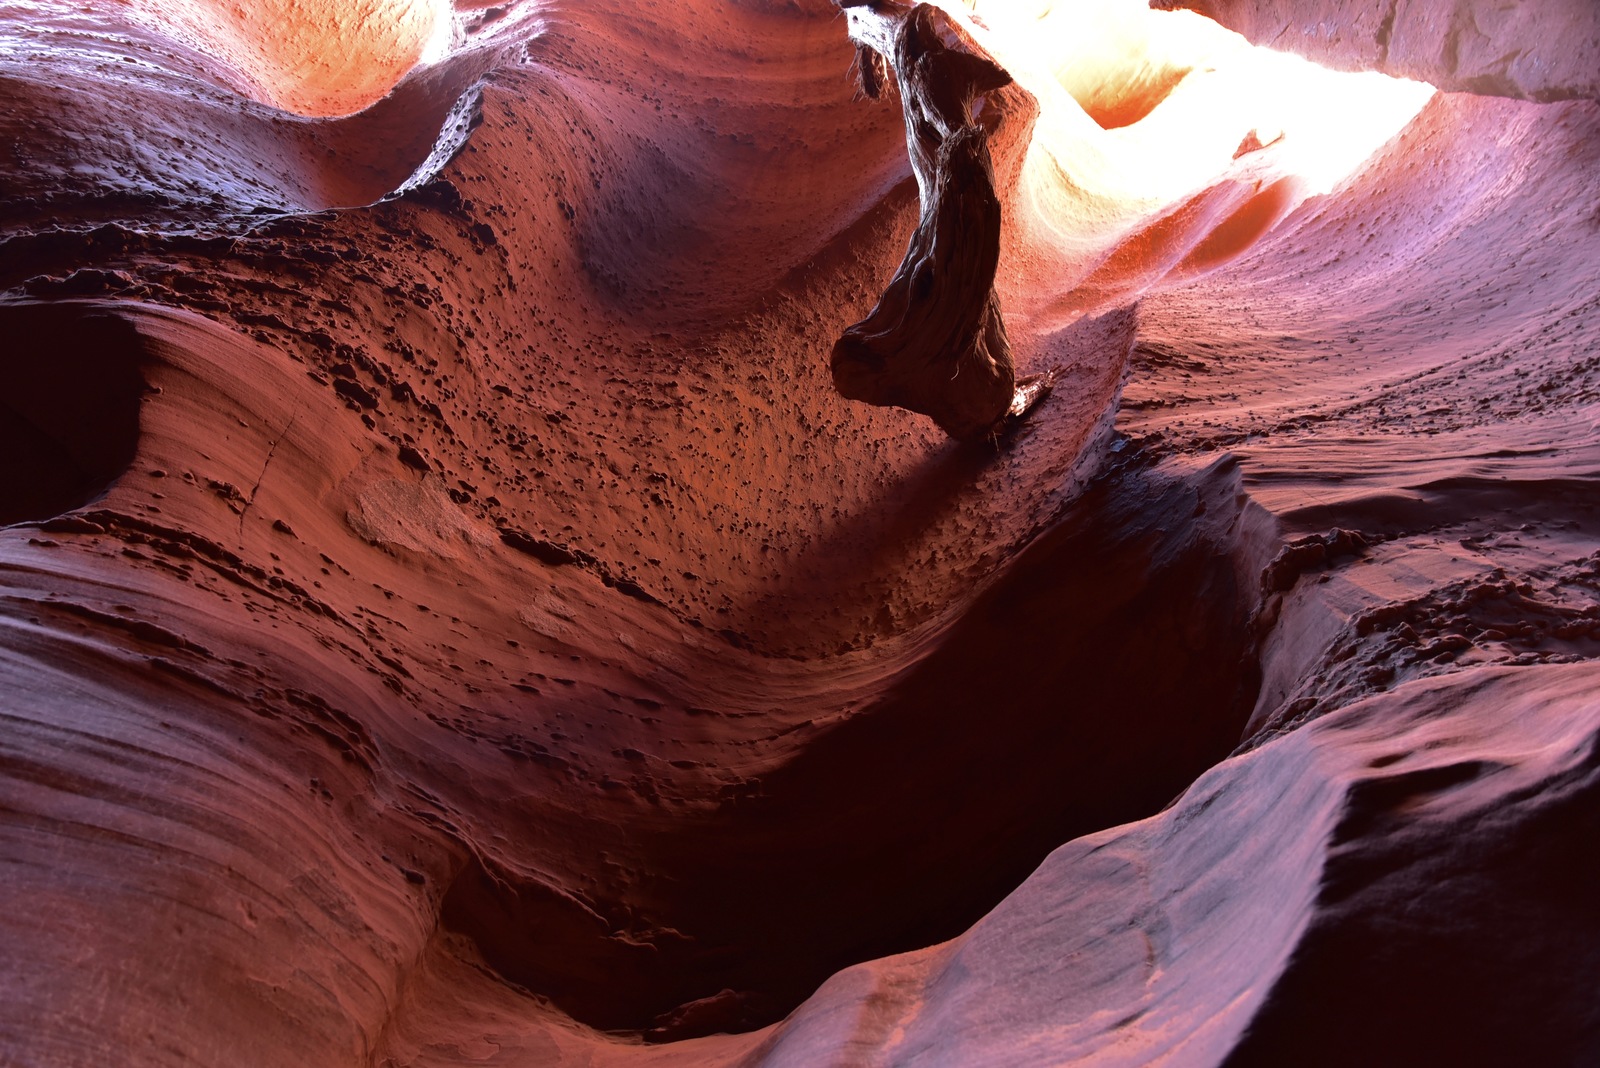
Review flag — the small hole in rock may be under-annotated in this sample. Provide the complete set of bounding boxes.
[0,304,144,526]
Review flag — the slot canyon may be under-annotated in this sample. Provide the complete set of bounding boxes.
[2,0,1598,1062]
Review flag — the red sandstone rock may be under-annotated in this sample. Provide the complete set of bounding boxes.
[2,0,1599,1064]
[1155,0,1600,102]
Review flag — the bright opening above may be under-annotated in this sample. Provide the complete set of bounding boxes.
[132,0,454,116]
[903,0,1436,322]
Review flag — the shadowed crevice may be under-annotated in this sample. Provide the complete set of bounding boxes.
[439,454,1266,1041]
[0,304,144,526]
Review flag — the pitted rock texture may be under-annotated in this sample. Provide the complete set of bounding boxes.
[3,0,1600,1065]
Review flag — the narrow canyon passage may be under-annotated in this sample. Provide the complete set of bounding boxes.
[2,0,1599,1066]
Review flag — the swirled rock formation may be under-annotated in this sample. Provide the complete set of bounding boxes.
[2,0,1599,1064]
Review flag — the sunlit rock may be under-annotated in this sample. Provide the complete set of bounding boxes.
[2,0,1598,1063]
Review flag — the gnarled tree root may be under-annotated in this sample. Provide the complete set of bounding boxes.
[830,3,1032,441]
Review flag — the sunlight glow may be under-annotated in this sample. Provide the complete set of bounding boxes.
[418,0,455,66]
[912,0,1436,321]
[131,0,453,115]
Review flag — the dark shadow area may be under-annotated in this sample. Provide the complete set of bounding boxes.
[0,303,144,526]
[1224,736,1600,1067]
[442,453,1266,1038]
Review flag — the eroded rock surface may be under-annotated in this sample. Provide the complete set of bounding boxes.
[1156,0,1600,102]
[3,0,1599,1064]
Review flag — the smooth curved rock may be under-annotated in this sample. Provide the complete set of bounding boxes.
[3,0,1600,1063]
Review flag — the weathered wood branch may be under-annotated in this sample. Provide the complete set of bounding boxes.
[831,3,1032,440]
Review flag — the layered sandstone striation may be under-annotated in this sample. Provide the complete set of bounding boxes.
[2,0,1598,1065]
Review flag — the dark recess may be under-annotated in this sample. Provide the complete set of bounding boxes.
[0,303,144,526]
[442,457,1266,1040]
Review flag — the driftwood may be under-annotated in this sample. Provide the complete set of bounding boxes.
[831,3,1026,440]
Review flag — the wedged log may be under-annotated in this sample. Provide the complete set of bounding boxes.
[830,3,1027,440]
